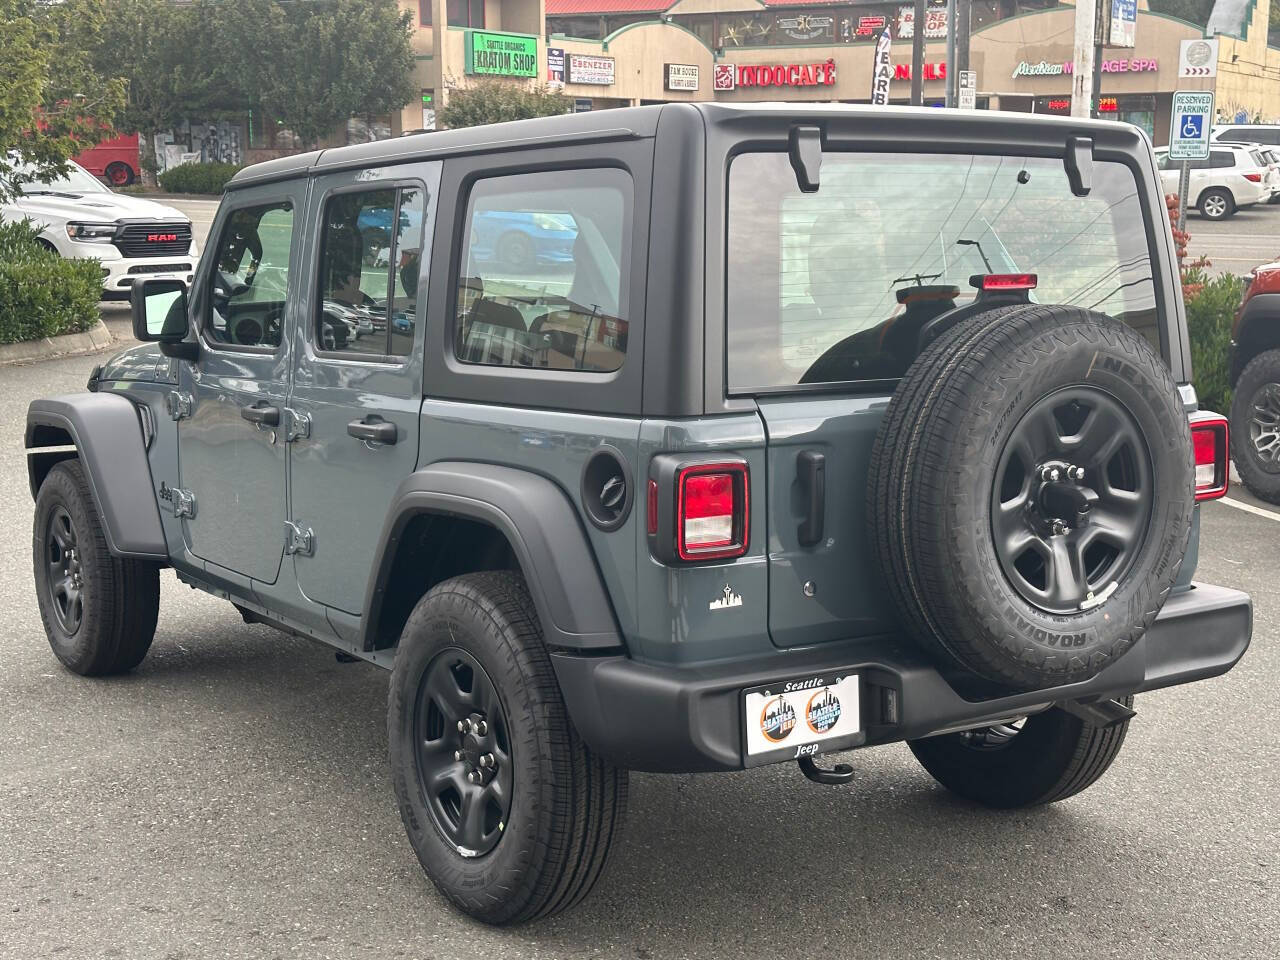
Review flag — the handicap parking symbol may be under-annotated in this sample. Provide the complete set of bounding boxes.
[1180,114,1203,139]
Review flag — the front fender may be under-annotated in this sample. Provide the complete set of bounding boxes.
[26,394,167,560]
[364,463,623,653]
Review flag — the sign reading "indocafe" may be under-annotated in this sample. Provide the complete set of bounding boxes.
[713,59,837,92]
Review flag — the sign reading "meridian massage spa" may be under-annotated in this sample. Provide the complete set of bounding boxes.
[465,30,538,78]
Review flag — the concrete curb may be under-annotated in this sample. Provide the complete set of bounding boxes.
[0,318,115,366]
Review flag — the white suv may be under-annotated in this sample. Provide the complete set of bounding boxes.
[1155,143,1270,220]
[1,160,197,299]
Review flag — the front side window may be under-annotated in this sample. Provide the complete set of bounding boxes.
[727,152,1159,391]
[317,186,425,358]
[454,168,630,373]
[207,201,294,348]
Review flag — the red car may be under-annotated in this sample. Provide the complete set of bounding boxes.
[73,133,139,187]
[1230,261,1280,501]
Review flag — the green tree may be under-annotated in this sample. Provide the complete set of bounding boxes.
[0,0,125,198]
[438,81,571,129]
[219,0,415,147]
[1147,0,1216,26]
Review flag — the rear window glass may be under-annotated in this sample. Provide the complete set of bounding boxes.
[726,152,1161,391]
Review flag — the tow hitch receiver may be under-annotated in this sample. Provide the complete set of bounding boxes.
[1057,697,1137,728]
[798,754,855,785]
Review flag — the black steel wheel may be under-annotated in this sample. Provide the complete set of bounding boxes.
[45,505,84,635]
[32,460,160,676]
[991,386,1154,615]
[414,648,513,858]
[1231,349,1280,503]
[388,571,627,924]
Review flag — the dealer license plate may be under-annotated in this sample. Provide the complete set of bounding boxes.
[742,672,863,765]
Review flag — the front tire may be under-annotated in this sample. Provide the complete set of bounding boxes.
[32,460,160,675]
[908,697,1133,808]
[1199,188,1234,220]
[1230,348,1280,503]
[388,571,627,924]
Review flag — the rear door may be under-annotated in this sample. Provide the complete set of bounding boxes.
[724,147,1169,648]
[287,162,440,615]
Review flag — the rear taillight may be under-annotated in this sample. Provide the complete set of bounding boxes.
[1245,172,1263,182]
[676,463,749,561]
[975,273,1038,291]
[1190,412,1229,501]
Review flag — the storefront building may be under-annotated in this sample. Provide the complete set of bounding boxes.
[385,0,1280,143]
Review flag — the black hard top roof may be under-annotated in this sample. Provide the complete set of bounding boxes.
[226,102,1143,190]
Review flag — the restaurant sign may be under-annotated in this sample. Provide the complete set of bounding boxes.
[566,53,615,86]
[465,31,538,78]
[713,59,837,92]
[665,63,700,92]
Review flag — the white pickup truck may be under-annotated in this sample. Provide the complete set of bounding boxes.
[1,160,197,299]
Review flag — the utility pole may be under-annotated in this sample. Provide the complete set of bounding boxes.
[952,0,971,107]
[1070,0,1098,118]
[911,0,926,104]
[944,0,955,107]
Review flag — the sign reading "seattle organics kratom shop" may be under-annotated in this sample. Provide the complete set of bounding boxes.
[465,30,538,78]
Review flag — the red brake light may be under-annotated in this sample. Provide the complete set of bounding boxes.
[1245,172,1263,182]
[981,273,1038,291]
[676,463,748,561]
[1190,412,1229,501]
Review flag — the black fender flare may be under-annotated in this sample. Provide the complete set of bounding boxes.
[363,462,624,653]
[26,395,167,560]
[1231,291,1280,384]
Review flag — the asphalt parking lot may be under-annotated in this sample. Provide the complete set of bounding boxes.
[1180,198,1280,276]
[1,343,1277,960]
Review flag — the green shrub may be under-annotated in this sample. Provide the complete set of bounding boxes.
[0,219,101,345]
[157,162,241,195]
[1184,268,1246,414]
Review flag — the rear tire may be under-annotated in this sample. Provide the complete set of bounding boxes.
[1230,348,1280,503]
[908,697,1133,808]
[1198,188,1234,220]
[388,571,627,924]
[32,460,160,675]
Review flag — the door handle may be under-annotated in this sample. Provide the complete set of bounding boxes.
[241,403,280,426]
[797,450,825,547]
[347,417,397,445]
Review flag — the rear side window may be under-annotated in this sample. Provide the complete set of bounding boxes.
[726,152,1160,391]
[453,168,631,373]
[317,186,425,358]
[1210,150,1235,168]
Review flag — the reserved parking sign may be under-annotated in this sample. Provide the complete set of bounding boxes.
[1169,90,1213,160]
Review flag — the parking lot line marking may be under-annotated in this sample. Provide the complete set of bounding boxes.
[1218,496,1280,522]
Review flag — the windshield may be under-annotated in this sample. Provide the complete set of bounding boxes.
[13,162,109,196]
[726,151,1160,391]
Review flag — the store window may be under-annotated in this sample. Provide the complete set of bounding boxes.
[419,0,483,27]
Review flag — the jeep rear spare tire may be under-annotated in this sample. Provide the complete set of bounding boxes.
[868,304,1193,689]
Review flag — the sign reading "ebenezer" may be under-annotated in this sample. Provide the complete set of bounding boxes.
[1012,57,1158,78]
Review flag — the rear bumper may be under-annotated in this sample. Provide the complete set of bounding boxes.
[552,582,1251,773]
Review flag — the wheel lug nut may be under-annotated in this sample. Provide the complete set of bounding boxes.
[480,753,494,768]
[453,750,464,762]
[475,720,487,736]
[467,771,479,783]
[457,719,469,733]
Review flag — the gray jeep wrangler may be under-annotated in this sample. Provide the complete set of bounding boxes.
[27,104,1252,925]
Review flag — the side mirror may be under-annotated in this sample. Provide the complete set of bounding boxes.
[131,278,189,341]
[131,279,198,360]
